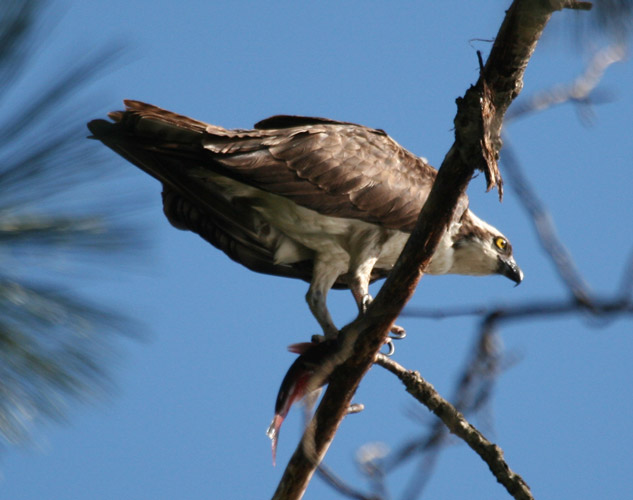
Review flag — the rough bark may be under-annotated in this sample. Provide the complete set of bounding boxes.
[271,2,593,499]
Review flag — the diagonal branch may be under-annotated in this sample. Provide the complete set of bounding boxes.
[271,2,592,499]
[381,326,503,499]
[375,355,533,500]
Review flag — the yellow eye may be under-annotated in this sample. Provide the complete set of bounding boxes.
[494,237,507,251]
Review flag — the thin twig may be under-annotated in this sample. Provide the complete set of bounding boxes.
[316,463,379,500]
[506,43,627,122]
[501,43,626,302]
[405,295,633,324]
[502,140,593,303]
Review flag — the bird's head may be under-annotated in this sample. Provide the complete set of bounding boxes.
[448,210,523,284]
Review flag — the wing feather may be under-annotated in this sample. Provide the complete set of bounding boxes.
[200,120,441,230]
[90,100,462,238]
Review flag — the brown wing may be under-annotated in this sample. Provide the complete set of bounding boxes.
[92,100,444,230]
[87,100,461,285]
[199,114,439,231]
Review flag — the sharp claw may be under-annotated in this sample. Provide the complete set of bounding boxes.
[389,325,406,340]
[347,403,364,414]
[380,325,406,356]
[359,294,372,314]
[384,338,396,356]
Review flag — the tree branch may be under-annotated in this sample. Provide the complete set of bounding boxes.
[375,355,534,500]
[271,2,589,498]
[506,43,626,123]
[406,295,633,325]
[381,326,503,499]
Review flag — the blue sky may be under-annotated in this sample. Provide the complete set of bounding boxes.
[3,1,633,499]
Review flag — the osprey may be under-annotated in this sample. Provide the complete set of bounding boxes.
[88,101,522,338]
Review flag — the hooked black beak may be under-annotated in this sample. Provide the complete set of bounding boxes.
[498,256,523,285]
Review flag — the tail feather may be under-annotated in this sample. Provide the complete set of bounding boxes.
[88,101,320,285]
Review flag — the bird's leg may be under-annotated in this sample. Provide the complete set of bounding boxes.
[307,288,338,342]
[349,257,406,355]
[350,285,372,314]
[348,248,378,314]
[307,258,347,342]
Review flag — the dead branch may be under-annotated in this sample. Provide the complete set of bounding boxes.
[379,325,503,499]
[347,10,629,500]
[381,289,631,498]
[396,291,631,497]
[271,2,591,499]
[375,355,533,500]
